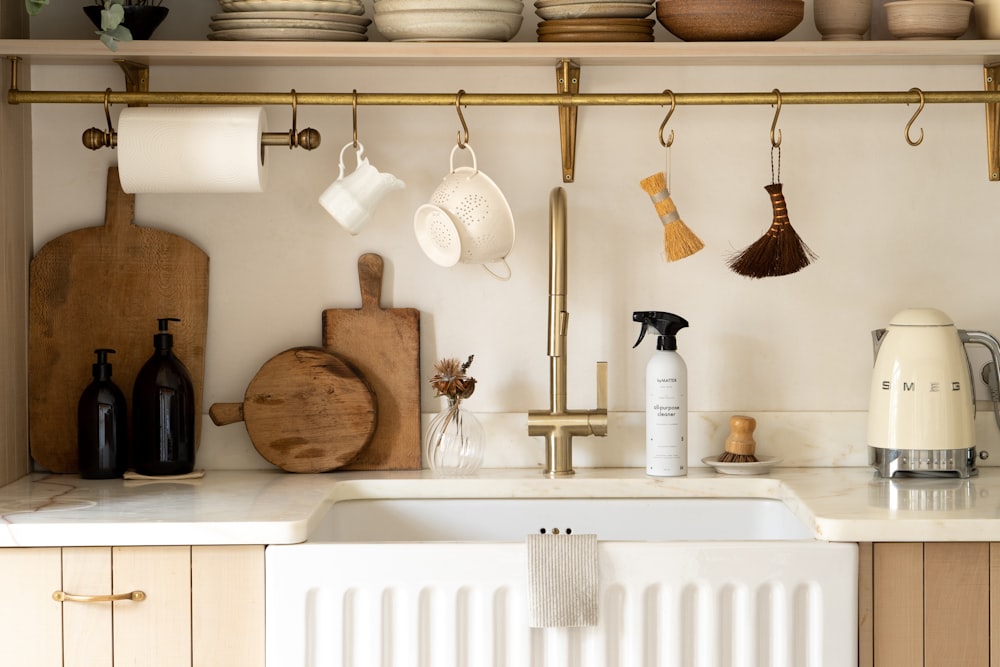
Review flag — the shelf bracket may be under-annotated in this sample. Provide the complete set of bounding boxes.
[556,59,580,183]
[986,64,1000,181]
[115,59,149,104]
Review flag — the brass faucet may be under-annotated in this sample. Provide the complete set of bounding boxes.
[528,187,608,477]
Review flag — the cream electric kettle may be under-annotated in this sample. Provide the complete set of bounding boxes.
[869,308,1000,478]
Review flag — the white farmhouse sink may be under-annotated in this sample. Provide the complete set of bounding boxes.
[310,497,814,542]
[268,492,857,666]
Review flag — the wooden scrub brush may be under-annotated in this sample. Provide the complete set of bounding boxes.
[639,172,705,262]
[718,414,758,463]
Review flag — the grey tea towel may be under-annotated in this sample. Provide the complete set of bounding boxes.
[526,533,599,628]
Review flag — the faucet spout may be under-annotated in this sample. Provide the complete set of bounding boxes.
[528,187,608,477]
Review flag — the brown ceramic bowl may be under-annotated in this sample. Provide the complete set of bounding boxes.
[655,0,804,40]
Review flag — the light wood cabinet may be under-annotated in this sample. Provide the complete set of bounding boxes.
[0,545,264,667]
[859,542,998,667]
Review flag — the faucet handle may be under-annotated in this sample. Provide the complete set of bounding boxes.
[596,361,608,411]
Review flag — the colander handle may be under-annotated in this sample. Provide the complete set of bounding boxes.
[338,141,365,180]
[481,259,511,281]
[449,143,478,175]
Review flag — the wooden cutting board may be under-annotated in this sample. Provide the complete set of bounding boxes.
[29,167,209,473]
[209,347,377,473]
[322,253,421,470]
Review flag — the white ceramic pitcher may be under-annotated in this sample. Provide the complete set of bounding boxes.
[320,142,404,235]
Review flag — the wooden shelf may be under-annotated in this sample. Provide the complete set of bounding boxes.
[4,38,1000,68]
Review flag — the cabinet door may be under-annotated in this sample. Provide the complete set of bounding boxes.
[192,545,264,667]
[113,546,192,667]
[0,547,62,667]
[63,547,113,667]
[863,542,994,667]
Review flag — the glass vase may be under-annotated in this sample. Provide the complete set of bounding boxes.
[424,398,485,475]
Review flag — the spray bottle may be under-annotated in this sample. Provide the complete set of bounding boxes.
[633,311,689,477]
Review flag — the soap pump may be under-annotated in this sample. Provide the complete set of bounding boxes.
[78,348,128,479]
[633,311,690,477]
[132,317,195,476]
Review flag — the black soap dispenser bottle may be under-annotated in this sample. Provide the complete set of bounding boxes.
[78,348,128,479]
[132,318,195,475]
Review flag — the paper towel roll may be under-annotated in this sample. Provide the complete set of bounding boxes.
[118,107,268,194]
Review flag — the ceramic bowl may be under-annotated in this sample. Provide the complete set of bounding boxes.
[373,7,523,40]
[975,0,1000,38]
[654,0,804,40]
[885,0,972,39]
[376,0,524,12]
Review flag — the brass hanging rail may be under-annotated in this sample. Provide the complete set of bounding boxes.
[10,89,1000,107]
[9,57,1000,180]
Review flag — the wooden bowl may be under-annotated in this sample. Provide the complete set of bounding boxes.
[655,0,804,40]
[885,0,971,39]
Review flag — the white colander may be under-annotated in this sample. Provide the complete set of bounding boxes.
[414,144,515,279]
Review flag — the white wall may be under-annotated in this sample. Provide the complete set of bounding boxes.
[26,2,1000,469]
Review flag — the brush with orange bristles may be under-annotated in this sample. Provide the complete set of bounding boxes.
[639,171,704,262]
[718,415,759,463]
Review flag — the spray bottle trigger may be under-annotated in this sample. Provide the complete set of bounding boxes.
[633,322,649,348]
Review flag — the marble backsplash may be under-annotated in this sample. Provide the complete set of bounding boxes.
[195,410,1000,472]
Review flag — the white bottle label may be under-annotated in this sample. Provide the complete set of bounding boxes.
[646,353,687,477]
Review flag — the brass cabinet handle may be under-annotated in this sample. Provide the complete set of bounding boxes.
[52,590,146,603]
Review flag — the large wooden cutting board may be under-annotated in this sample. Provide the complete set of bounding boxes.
[29,167,209,473]
[322,253,421,470]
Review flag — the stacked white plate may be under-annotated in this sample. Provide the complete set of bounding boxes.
[535,0,654,40]
[211,0,370,41]
[373,0,524,41]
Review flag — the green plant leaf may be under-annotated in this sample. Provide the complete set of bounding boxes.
[99,33,118,51]
[106,25,133,42]
[101,3,125,30]
[24,0,50,17]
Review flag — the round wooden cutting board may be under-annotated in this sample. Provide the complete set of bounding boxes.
[209,347,377,473]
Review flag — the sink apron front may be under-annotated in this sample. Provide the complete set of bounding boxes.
[266,539,858,667]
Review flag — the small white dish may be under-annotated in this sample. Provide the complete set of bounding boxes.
[701,455,781,476]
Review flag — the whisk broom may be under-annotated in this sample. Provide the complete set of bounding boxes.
[727,181,816,278]
[638,108,704,262]
[639,172,704,262]
[728,96,817,279]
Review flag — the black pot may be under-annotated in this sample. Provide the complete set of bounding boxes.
[83,5,169,40]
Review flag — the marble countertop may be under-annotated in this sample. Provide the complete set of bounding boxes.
[0,466,997,547]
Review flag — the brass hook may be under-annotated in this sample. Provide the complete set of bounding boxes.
[905,87,925,147]
[288,89,298,150]
[82,88,116,150]
[658,89,676,148]
[352,89,359,148]
[770,89,782,148]
[262,89,321,150]
[455,89,469,149]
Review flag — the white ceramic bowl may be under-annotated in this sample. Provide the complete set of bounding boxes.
[884,0,971,39]
[975,0,1000,39]
[376,0,523,11]
[374,8,523,40]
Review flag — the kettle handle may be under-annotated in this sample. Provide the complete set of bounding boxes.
[871,328,888,362]
[960,329,1000,438]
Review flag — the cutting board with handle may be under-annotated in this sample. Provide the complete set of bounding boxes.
[209,347,377,473]
[29,167,209,473]
[323,253,421,470]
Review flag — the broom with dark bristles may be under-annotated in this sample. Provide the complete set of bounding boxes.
[728,144,816,279]
[728,182,816,278]
[718,415,758,463]
[639,171,705,262]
